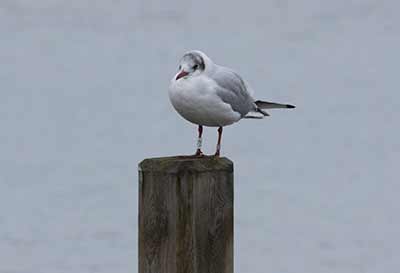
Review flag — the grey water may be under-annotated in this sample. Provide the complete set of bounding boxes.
[1,1,399,272]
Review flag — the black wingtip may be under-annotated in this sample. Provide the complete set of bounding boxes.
[286,104,296,109]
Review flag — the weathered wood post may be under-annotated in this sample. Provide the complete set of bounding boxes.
[138,156,234,273]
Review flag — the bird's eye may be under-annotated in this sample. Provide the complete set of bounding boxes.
[193,64,198,70]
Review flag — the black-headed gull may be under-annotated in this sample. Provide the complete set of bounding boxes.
[169,50,295,156]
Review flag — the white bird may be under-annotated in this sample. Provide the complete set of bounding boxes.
[169,50,295,156]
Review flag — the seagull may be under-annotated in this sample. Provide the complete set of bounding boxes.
[169,50,295,156]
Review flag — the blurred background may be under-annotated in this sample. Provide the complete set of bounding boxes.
[1,1,399,272]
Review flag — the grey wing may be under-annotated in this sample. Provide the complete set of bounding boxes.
[211,66,256,117]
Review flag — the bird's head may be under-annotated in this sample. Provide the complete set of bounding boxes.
[175,50,209,81]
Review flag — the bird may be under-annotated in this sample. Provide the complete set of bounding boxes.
[168,50,295,157]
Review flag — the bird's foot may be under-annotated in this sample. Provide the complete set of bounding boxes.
[176,150,206,159]
[194,149,205,157]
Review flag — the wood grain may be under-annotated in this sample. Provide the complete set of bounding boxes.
[139,156,234,273]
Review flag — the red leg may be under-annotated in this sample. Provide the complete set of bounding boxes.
[195,125,204,156]
[215,126,223,156]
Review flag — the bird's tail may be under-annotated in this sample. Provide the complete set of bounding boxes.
[244,100,295,119]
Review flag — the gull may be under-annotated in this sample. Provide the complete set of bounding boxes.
[168,50,295,156]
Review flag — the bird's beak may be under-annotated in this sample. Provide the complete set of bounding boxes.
[176,70,189,80]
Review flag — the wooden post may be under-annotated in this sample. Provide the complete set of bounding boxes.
[138,156,234,273]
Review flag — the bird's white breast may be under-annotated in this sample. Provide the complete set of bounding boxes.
[169,75,241,127]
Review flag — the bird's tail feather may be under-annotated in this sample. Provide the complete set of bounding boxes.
[255,100,296,109]
[244,108,269,119]
[243,115,264,119]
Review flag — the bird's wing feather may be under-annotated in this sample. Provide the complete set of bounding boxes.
[211,66,255,117]
[255,100,296,109]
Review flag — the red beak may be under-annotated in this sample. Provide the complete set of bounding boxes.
[176,70,189,80]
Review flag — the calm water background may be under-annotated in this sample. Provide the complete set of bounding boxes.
[1,1,399,272]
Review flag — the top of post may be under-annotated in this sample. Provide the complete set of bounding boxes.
[139,156,233,174]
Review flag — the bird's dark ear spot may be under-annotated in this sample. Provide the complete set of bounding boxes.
[198,56,205,70]
[183,52,206,71]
